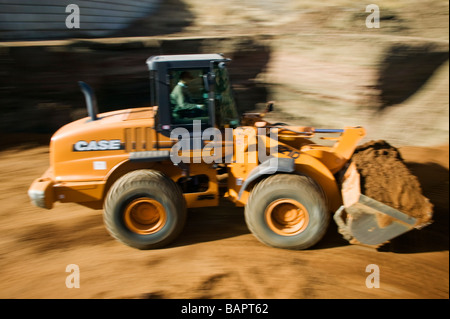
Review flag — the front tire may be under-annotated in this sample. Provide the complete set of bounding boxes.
[245,174,329,250]
[104,169,186,249]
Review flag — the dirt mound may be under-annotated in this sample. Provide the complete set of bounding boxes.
[352,140,434,227]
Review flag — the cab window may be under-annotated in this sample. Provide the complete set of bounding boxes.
[214,65,240,128]
[169,68,209,125]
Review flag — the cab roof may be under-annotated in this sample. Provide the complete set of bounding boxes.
[146,54,228,70]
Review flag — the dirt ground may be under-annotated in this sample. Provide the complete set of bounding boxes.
[0,0,447,302]
[0,142,447,299]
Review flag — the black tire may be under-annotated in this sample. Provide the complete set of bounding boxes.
[245,174,329,250]
[104,169,186,250]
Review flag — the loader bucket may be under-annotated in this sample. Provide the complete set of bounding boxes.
[334,162,424,246]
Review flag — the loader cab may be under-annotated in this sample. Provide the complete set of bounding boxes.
[146,54,240,135]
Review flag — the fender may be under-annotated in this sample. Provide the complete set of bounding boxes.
[237,154,342,212]
[293,153,342,212]
[238,157,295,199]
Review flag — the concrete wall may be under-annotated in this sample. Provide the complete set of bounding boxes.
[0,0,161,40]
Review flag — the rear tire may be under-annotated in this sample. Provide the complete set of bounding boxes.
[104,169,186,249]
[245,174,329,250]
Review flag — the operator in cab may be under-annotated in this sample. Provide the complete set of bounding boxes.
[170,71,206,120]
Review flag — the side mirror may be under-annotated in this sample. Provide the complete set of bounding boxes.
[203,72,216,92]
[203,74,210,91]
[218,62,226,69]
[265,101,274,113]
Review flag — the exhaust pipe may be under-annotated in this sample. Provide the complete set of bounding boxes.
[78,81,99,121]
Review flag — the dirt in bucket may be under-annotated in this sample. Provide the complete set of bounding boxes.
[351,140,434,227]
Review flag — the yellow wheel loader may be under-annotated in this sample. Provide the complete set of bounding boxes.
[28,54,430,250]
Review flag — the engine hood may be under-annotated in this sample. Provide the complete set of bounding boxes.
[53,107,156,139]
[49,107,156,181]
